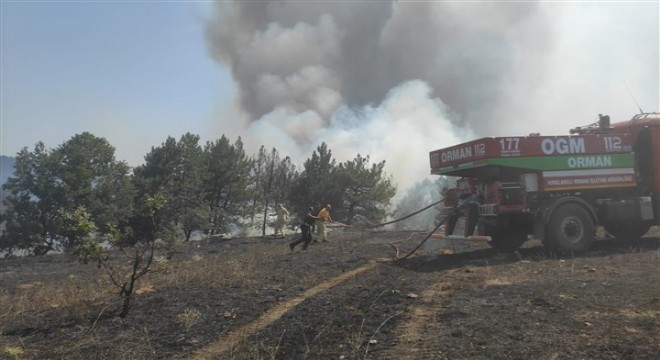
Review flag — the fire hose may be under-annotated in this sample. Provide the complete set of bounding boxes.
[328,198,490,260]
[328,198,445,229]
[329,198,449,260]
[360,198,448,260]
[388,215,448,260]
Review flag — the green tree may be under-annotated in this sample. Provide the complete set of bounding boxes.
[251,147,298,236]
[78,193,165,318]
[289,143,342,219]
[1,143,63,255]
[1,133,133,255]
[248,146,269,225]
[202,136,253,236]
[132,133,206,243]
[55,133,134,245]
[169,134,205,241]
[131,136,178,245]
[61,206,97,250]
[337,154,396,225]
[273,156,297,209]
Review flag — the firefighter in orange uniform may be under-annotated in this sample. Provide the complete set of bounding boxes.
[315,204,333,242]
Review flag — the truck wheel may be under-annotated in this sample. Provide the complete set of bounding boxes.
[486,224,527,252]
[546,203,594,254]
[603,222,651,241]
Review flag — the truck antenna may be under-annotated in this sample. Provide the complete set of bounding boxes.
[623,80,644,114]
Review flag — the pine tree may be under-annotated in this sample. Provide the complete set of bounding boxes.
[337,154,396,225]
[202,136,253,236]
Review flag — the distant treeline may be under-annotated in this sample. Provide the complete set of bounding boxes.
[0,132,396,255]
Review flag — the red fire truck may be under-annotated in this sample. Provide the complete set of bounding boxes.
[429,113,660,253]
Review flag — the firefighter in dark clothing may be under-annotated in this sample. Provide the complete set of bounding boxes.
[445,192,481,237]
[445,178,481,237]
[289,207,319,251]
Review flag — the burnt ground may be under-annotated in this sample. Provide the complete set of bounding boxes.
[1,226,659,360]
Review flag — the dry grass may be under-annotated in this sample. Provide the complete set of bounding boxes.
[178,308,203,332]
[0,243,286,360]
[0,247,277,324]
[2,231,658,359]
[0,241,297,357]
[0,274,113,325]
[156,250,273,290]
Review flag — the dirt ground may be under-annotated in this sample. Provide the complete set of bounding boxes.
[1,226,659,359]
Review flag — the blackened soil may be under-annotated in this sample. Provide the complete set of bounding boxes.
[1,228,659,359]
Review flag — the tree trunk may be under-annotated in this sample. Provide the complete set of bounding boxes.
[261,200,269,237]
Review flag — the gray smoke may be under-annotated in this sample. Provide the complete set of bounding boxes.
[205,1,550,135]
[203,1,658,195]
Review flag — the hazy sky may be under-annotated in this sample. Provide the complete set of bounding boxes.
[1,1,658,194]
[2,1,235,163]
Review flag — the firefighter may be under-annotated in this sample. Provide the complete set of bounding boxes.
[273,204,289,238]
[315,204,333,242]
[289,207,318,251]
[445,178,482,237]
[462,193,480,236]
[446,193,480,237]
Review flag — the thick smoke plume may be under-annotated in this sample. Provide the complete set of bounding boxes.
[204,1,658,195]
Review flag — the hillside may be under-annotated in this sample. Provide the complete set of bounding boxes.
[0,156,15,193]
[1,228,659,359]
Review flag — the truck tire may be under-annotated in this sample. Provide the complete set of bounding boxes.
[603,222,651,241]
[546,203,594,254]
[486,224,527,252]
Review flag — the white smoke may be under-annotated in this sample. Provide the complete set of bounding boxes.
[394,177,451,231]
[243,80,470,195]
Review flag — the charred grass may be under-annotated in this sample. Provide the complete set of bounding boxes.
[1,229,660,359]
